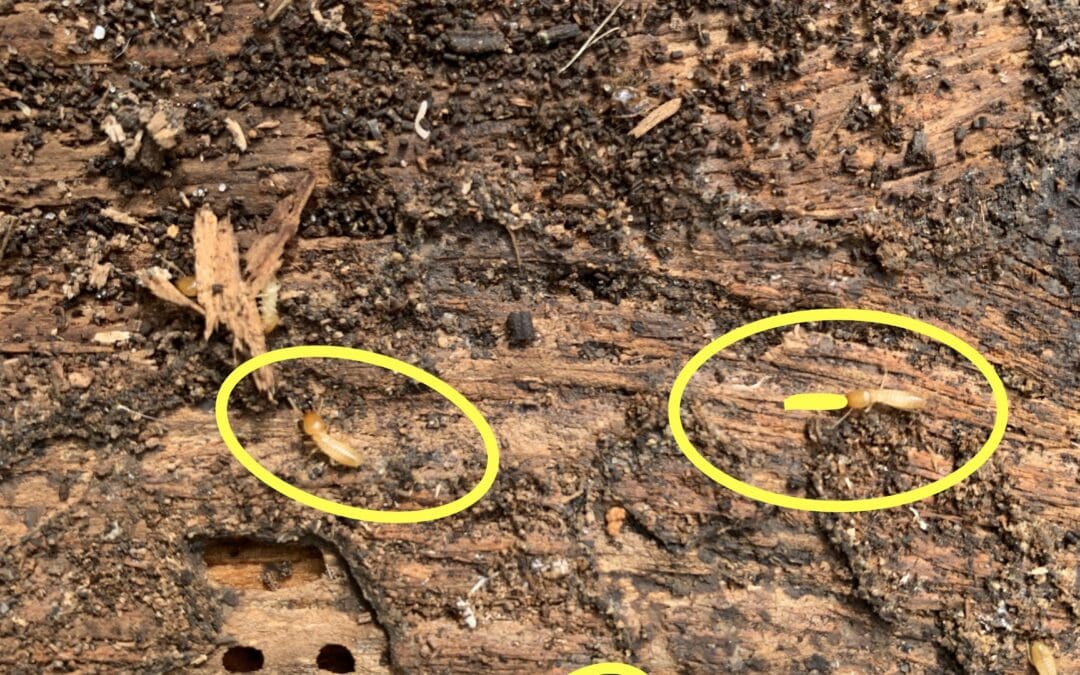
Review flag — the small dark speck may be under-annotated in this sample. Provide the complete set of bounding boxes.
[506,311,536,347]
[221,589,240,607]
[804,654,832,674]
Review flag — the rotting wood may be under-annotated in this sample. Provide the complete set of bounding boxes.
[192,205,271,392]
[1,0,1079,672]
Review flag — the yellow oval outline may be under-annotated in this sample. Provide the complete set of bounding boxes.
[668,308,1008,512]
[568,664,648,675]
[215,345,500,523]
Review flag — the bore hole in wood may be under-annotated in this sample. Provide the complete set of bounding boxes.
[222,645,264,672]
[316,643,356,673]
[202,538,326,590]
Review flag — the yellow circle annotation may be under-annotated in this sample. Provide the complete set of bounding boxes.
[215,345,500,524]
[567,663,648,675]
[668,308,1008,513]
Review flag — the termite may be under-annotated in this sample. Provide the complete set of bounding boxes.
[175,275,198,298]
[302,410,361,467]
[257,277,280,334]
[844,388,927,412]
[834,371,927,427]
[1029,640,1057,675]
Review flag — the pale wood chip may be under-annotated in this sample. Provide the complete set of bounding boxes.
[123,129,144,164]
[628,97,683,139]
[193,207,273,392]
[99,207,141,228]
[88,262,112,290]
[101,115,126,144]
[244,172,316,295]
[92,331,131,345]
[309,0,349,37]
[224,117,248,152]
[137,267,205,316]
[146,110,179,149]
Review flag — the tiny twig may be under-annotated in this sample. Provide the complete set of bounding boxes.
[558,0,624,74]
[591,25,620,45]
[116,404,161,422]
[504,225,523,269]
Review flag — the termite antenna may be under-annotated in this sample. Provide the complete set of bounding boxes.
[831,407,853,429]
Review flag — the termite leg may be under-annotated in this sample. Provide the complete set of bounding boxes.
[831,407,854,429]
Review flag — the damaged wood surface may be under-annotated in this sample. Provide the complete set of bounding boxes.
[1,0,1079,673]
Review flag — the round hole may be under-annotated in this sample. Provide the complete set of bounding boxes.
[222,646,264,672]
[316,644,355,673]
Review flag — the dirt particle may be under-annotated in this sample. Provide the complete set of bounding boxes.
[605,506,627,537]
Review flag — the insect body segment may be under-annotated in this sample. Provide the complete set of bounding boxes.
[302,411,361,467]
[1029,640,1057,675]
[844,388,927,411]
[176,275,198,298]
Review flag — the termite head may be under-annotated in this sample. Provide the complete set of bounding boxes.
[302,411,326,435]
[845,390,873,409]
[176,275,198,298]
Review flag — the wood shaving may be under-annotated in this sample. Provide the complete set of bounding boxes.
[88,262,112,290]
[122,130,144,164]
[628,97,682,139]
[92,331,131,345]
[101,115,126,144]
[193,206,272,392]
[99,207,141,228]
[244,172,316,295]
[224,117,248,152]
[145,110,180,150]
[310,0,349,37]
[135,174,314,396]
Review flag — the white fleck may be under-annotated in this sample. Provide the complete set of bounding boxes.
[548,558,570,578]
[414,99,430,140]
[908,507,929,531]
[92,25,106,40]
[103,521,123,541]
[469,577,488,596]
[455,599,477,630]
[218,183,227,192]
